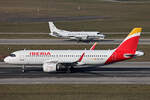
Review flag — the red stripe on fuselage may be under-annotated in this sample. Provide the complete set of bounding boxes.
[105,36,140,64]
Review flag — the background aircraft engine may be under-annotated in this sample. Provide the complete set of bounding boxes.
[43,63,67,72]
[81,36,88,40]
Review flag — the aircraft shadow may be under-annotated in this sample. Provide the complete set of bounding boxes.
[63,39,115,43]
[24,66,150,74]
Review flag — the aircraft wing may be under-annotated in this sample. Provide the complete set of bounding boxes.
[90,42,97,50]
[43,53,85,72]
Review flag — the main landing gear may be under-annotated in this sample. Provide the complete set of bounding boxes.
[66,66,74,73]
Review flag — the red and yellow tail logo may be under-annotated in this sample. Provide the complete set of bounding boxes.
[127,28,142,37]
[117,28,142,53]
[105,28,142,64]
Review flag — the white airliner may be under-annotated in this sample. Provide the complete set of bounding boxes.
[48,22,105,41]
[4,28,144,72]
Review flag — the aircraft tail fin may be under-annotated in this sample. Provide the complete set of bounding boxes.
[105,28,142,64]
[48,22,58,33]
[116,28,142,54]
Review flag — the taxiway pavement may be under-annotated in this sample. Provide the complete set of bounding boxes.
[0,39,150,45]
[0,62,150,84]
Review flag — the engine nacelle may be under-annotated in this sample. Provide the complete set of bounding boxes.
[81,36,88,40]
[43,62,57,72]
[75,35,88,40]
[43,63,68,72]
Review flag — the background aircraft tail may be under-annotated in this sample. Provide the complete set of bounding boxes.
[105,28,142,64]
[48,22,59,33]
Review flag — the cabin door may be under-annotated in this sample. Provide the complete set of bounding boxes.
[20,55,24,62]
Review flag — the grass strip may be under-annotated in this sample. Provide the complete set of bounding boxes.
[0,84,150,100]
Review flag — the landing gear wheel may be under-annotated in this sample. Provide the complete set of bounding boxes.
[66,66,71,73]
[66,66,74,73]
[22,65,25,73]
[70,66,75,73]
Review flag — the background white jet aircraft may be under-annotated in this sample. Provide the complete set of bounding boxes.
[4,28,144,73]
[48,22,105,41]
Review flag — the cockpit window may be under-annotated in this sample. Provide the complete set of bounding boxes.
[10,54,16,57]
[97,33,101,35]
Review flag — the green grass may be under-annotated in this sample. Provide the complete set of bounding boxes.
[0,34,57,39]
[0,44,149,62]
[0,22,48,33]
[1,84,150,100]
[0,0,150,32]
[117,0,150,1]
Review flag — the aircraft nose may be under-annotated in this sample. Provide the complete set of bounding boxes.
[4,57,9,63]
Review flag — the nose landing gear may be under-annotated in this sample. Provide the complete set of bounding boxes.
[22,65,25,73]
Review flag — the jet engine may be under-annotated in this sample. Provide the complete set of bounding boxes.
[81,36,88,40]
[43,62,68,72]
[75,35,88,40]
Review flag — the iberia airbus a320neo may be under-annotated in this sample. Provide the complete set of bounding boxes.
[4,28,144,72]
